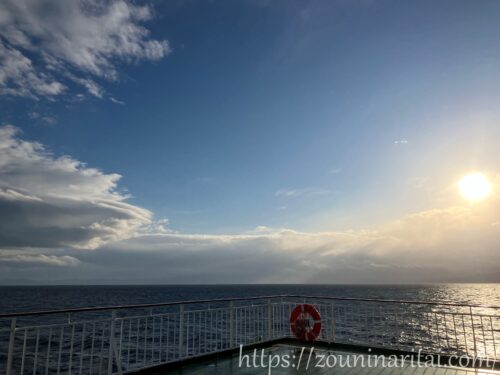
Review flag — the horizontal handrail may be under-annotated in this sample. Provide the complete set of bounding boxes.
[0,295,279,318]
[0,294,499,319]
[290,294,500,309]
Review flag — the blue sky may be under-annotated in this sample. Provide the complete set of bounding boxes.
[1,0,500,283]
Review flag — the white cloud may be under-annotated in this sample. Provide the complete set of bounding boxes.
[0,42,65,98]
[275,187,332,198]
[0,125,152,250]
[0,0,169,99]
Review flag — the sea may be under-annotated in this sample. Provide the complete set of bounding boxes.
[0,284,498,314]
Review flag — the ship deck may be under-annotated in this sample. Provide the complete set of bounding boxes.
[161,343,500,375]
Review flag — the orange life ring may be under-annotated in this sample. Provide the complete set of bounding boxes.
[289,304,322,341]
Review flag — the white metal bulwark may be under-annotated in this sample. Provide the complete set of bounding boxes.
[0,295,499,375]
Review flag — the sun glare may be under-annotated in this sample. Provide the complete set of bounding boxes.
[458,173,492,201]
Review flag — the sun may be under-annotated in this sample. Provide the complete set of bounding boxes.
[458,173,492,201]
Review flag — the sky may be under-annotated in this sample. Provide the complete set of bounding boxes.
[0,0,499,284]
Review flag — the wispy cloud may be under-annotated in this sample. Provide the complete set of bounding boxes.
[29,111,57,125]
[328,167,343,175]
[110,97,125,105]
[0,253,80,267]
[275,187,332,198]
[0,0,169,99]
[394,138,409,145]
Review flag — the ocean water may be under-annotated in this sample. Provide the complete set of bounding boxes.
[0,284,498,314]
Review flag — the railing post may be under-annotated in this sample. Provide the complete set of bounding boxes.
[469,306,477,358]
[6,318,16,375]
[229,301,234,347]
[267,299,272,339]
[279,297,284,337]
[178,304,184,358]
[108,310,116,375]
[330,303,335,342]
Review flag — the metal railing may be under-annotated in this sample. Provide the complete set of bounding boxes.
[1,295,499,375]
